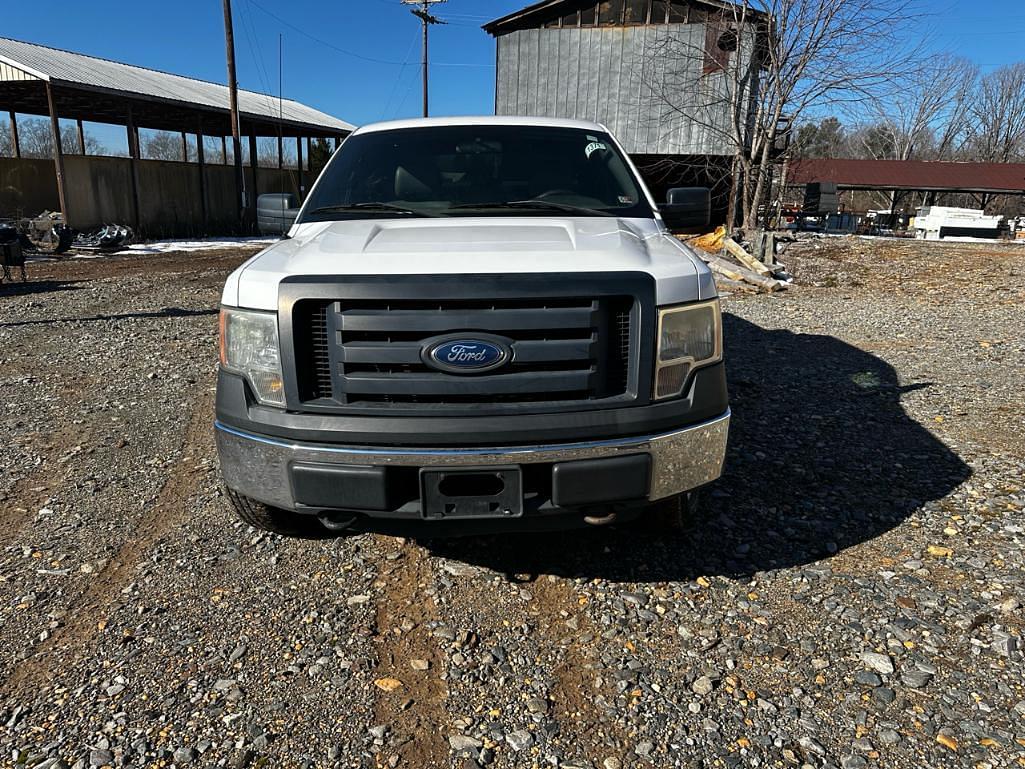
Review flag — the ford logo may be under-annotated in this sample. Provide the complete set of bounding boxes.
[422,335,511,374]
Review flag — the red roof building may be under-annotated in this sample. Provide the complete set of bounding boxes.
[788,159,1025,195]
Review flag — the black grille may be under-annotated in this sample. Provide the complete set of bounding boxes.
[293,295,635,409]
[294,301,332,400]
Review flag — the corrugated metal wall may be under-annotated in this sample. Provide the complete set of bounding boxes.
[496,24,750,156]
[0,61,39,82]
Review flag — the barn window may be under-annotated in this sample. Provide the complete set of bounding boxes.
[624,0,649,23]
[651,0,669,23]
[703,24,737,73]
[598,0,624,25]
[562,8,581,26]
[668,0,688,23]
[580,3,597,24]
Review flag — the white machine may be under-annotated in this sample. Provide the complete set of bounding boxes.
[913,206,1004,241]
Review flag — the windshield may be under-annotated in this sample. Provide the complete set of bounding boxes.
[298,124,653,222]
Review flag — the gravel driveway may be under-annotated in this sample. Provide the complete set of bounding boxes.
[0,238,1022,769]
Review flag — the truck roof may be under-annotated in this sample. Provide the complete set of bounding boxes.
[352,115,609,135]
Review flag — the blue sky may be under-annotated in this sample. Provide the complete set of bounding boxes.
[3,0,1024,130]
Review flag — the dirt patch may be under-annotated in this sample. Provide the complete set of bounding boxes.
[2,387,214,697]
[370,539,449,768]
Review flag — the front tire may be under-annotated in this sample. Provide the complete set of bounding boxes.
[223,487,328,538]
[647,490,701,531]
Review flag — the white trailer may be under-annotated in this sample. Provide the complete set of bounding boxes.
[913,206,1004,241]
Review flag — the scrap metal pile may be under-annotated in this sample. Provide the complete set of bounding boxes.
[0,212,134,282]
[682,226,792,293]
[58,224,134,253]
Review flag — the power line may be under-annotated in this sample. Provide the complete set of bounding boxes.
[245,0,490,68]
[383,30,421,118]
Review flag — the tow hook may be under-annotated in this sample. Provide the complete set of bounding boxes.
[318,512,357,531]
[583,510,618,526]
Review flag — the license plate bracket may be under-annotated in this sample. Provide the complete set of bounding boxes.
[420,466,523,520]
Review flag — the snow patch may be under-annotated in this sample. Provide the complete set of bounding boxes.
[72,236,280,258]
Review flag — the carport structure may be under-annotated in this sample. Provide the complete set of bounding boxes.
[788,158,1025,210]
[0,37,354,234]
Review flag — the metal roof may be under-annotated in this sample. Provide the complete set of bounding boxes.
[0,37,354,134]
[789,158,1025,194]
[483,0,768,35]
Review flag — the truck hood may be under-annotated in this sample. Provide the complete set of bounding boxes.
[223,217,714,309]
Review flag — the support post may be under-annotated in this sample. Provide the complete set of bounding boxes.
[126,106,141,230]
[181,131,188,162]
[221,135,228,164]
[249,133,259,221]
[296,135,304,201]
[223,0,246,230]
[9,111,20,158]
[45,82,69,225]
[277,134,283,169]
[77,119,86,155]
[402,0,446,118]
[197,119,208,231]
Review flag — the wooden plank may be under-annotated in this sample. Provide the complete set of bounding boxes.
[703,255,784,292]
[724,237,773,276]
[714,276,759,293]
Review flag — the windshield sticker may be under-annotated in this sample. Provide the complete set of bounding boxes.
[618,195,635,204]
[584,141,608,158]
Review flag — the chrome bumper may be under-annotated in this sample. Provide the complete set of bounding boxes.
[215,409,730,512]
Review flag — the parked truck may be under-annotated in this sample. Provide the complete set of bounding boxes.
[215,117,729,535]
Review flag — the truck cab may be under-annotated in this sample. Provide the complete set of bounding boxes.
[215,116,729,535]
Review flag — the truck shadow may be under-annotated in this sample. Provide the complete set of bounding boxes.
[421,313,972,582]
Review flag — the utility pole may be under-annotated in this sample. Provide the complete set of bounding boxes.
[222,0,246,230]
[401,0,446,117]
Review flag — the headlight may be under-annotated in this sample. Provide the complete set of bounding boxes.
[219,307,285,407]
[653,299,722,400]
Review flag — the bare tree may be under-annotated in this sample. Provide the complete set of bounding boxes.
[140,130,186,161]
[0,118,12,157]
[966,63,1025,163]
[0,117,107,158]
[848,55,977,163]
[645,0,926,231]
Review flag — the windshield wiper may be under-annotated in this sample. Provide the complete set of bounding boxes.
[310,202,434,216]
[447,200,614,217]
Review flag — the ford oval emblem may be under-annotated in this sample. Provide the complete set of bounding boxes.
[423,335,510,374]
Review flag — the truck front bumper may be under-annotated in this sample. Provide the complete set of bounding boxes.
[215,409,730,521]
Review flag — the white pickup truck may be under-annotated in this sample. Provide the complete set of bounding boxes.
[215,116,729,535]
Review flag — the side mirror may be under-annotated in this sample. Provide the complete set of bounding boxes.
[660,187,711,233]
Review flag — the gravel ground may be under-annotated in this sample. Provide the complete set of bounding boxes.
[0,237,1022,769]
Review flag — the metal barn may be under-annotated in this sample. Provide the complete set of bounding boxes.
[0,37,354,236]
[484,0,766,219]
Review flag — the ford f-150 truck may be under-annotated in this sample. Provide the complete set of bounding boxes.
[215,116,729,535]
